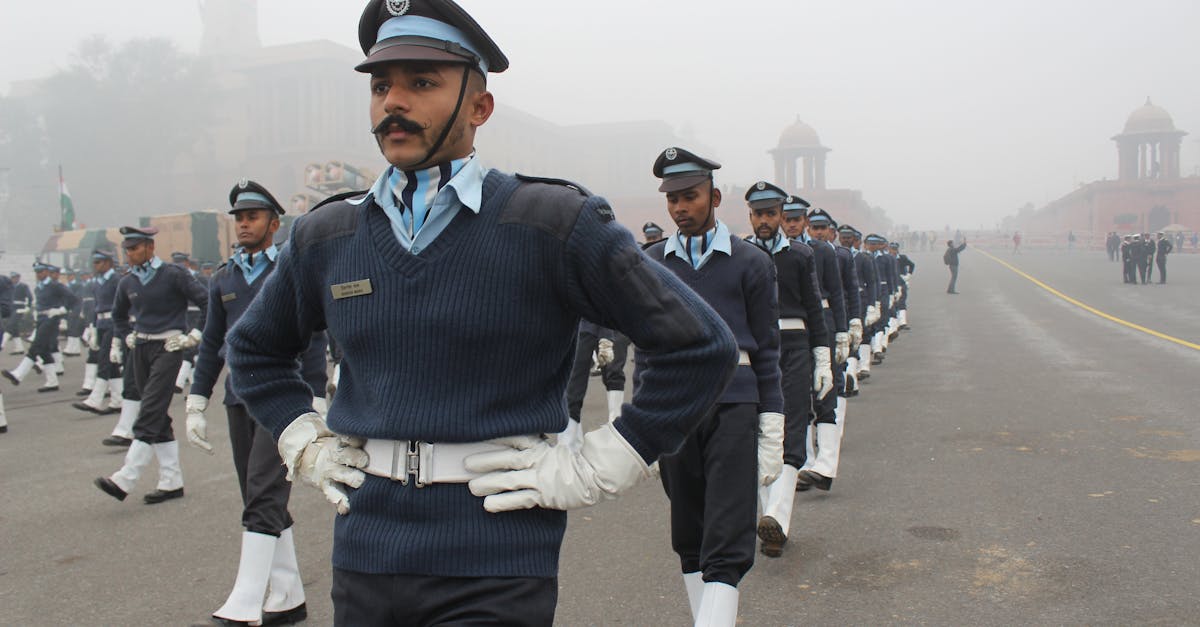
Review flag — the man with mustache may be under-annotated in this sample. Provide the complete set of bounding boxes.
[186,180,326,626]
[743,183,832,559]
[640,152,784,625]
[225,2,736,624]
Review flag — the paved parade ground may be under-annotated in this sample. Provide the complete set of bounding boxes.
[2,249,1198,626]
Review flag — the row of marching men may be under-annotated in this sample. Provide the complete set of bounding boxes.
[561,147,916,625]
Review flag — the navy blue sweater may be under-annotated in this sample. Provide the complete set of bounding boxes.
[854,250,878,312]
[751,238,829,350]
[92,271,120,330]
[113,263,208,338]
[834,245,862,324]
[644,236,783,414]
[192,260,328,406]
[807,239,848,334]
[35,281,79,313]
[225,170,736,578]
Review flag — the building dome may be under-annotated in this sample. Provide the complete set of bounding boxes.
[1123,98,1176,134]
[778,116,822,149]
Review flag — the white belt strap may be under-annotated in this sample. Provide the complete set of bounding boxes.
[779,318,807,331]
[96,312,113,320]
[361,439,505,487]
[135,330,182,341]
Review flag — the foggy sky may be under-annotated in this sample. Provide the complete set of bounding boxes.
[2,0,1198,230]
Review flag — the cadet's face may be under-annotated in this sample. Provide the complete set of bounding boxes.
[749,206,782,240]
[125,241,153,266]
[234,209,280,251]
[783,216,805,239]
[370,62,494,169]
[809,224,831,241]
[839,233,854,247]
[665,182,719,236]
[35,270,48,281]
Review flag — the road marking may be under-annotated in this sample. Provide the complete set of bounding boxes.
[976,248,1200,352]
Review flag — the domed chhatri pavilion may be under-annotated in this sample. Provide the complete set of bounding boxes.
[768,117,884,231]
[1016,99,1199,238]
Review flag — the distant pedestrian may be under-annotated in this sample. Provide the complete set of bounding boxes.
[1155,232,1173,284]
[1012,232,1021,255]
[944,239,967,294]
[1067,230,1076,252]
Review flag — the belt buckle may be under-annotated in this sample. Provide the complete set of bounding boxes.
[389,440,427,488]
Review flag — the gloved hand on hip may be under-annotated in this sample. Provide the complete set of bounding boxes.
[277,413,368,515]
[466,422,650,512]
[165,328,203,352]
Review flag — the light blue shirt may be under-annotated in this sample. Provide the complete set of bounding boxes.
[131,256,163,285]
[361,154,486,255]
[665,220,733,270]
[750,232,790,256]
[233,244,278,285]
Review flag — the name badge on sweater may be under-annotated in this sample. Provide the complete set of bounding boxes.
[222,293,237,303]
[331,279,373,300]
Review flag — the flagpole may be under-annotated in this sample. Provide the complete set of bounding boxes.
[58,164,64,231]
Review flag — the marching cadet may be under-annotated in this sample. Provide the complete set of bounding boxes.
[821,215,861,398]
[73,249,124,415]
[94,226,207,505]
[744,184,832,559]
[187,181,325,626]
[640,155,781,624]
[2,262,79,392]
[101,262,143,447]
[64,269,88,356]
[840,226,878,383]
[47,266,69,376]
[0,275,11,433]
[892,243,915,329]
[75,268,99,395]
[1155,232,1173,283]
[795,209,847,492]
[171,251,203,393]
[868,234,895,360]
[224,3,737,624]
[3,272,33,355]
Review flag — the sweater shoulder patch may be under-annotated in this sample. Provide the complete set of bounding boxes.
[294,199,361,247]
[499,175,591,241]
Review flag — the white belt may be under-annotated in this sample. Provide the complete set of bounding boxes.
[821,299,830,309]
[361,439,505,487]
[779,318,807,331]
[96,312,112,320]
[737,350,751,366]
[134,330,181,341]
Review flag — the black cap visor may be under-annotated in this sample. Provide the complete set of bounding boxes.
[356,38,481,73]
[748,198,785,211]
[658,173,711,193]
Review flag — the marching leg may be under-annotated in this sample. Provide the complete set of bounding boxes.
[145,441,184,503]
[103,399,140,446]
[262,527,308,623]
[0,393,7,433]
[98,439,155,498]
[212,531,277,625]
[80,362,98,394]
[3,356,36,384]
[682,572,705,622]
[694,582,739,627]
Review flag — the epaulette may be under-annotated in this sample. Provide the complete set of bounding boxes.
[514,173,592,197]
[501,174,597,241]
[311,190,369,213]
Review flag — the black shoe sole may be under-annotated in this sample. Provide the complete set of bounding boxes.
[73,402,102,414]
[757,517,786,558]
[262,603,308,626]
[76,389,91,397]
[798,470,833,491]
[102,436,132,447]
[1,371,18,385]
[94,477,128,501]
[143,488,185,504]
[0,425,7,433]
[37,386,59,393]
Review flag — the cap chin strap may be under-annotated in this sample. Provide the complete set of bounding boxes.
[409,64,473,171]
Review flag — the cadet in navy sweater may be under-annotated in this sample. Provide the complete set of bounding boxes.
[224,3,736,625]
[187,181,322,626]
[841,226,880,381]
[94,226,207,505]
[641,149,784,625]
[73,249,123,415]
[867,233,895,360]
[2,262,78,391]
[744,185,833,559]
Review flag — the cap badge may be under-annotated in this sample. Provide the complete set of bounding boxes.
[756,182,766,190]
[238,178,249,189]
[386,0,411,16]
[665,148,677,161]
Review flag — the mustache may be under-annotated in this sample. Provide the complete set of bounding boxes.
[371,114,427,136]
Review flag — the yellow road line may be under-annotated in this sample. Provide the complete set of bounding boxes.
[976,248,1200,352]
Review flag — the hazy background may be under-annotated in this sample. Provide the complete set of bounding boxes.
[2,0,1198,246]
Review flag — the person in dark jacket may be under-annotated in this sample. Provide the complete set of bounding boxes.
[1155,232,1174,283]
[944,239,967,294]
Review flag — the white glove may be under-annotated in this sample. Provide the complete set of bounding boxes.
[834,332,850,364]
[889,294,896,308]
[865,304,880,326]
[15,307,29,315]
[185,394,212,454]
[165,328,203,352]
[757,412,785,485]
[109,337,123,364]
[901,273,911,283]
[313,396,329,417]
[278,413,368,515]
[44,306,68,318]
[848,319,863,349]
[466,421,650,512]
[595,338,615,368]
[812,346,834,400]
[125,333,136,349]
[28,330,36,343]
[82,325,97,351]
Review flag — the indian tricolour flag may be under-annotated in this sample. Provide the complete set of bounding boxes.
[59,166,77,230]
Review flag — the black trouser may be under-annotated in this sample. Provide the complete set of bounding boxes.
[659,402,757,587]
[1156,257,1167,283]
[947,265,959,292]
[66,310,87,336]
[131,340,182,444]
[331,568,557,627]
[813,311,839,426]
[122,345,141,401]
[95,326,120,379]
[780,337,814,468]
[564,329,630,422]
[227,404,293,536]
[7,311,31,337]
[27,316,60,363]
[1137,260,1149,283]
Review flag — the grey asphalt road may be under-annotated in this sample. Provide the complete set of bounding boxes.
[1,249,1197,626]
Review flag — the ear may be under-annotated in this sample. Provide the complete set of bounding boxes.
[468,89,494,128]
[711,187,722,208]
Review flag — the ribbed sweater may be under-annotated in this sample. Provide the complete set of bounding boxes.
[226,170,737,577]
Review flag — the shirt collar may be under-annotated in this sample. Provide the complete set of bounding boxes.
[363,152,485,215]
[664,220,733,259]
